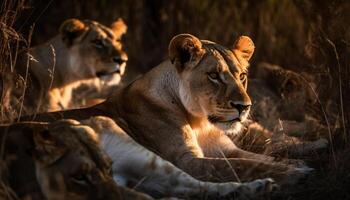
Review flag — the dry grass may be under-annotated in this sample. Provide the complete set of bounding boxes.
[0,0,349,199]
[0,1,25,199]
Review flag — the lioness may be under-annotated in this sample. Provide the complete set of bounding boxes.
[0,121,151,200]
[27,34,312,185]
[3,18,128,121]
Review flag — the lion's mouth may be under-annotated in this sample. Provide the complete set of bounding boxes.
[208,115,241,123]
[96,69,120,78]
[96,64,123,78]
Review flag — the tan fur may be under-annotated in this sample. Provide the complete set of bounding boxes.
[0,121,152,200]
[3,18,128,120]
[79,116,276,199]
[29,34,313,186]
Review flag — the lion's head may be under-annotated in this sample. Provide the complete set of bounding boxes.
[250,63,316,121]
[3,120,121,199]
[59,18,128,82]
[169,34,255,133]
[253,63,308,100]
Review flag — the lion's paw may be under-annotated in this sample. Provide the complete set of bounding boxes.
[232,178,277,199]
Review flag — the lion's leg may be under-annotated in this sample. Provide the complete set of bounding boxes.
[177,155,312,187]
[87,117,275,199]
[198,129,279,164]
[131,153,275,199]
[199,127,312,175]
[231,121,327,158]
[143,126,312,187]
[179,130,311,184]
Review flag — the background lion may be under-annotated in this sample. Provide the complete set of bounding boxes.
[1,18,128,121]
[231,62,329,157]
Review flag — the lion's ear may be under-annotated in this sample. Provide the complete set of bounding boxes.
[169,34,205,72]
[110,18,127,38]
[59,19,88,47]
[31,127,66,166]
[232,36,255,62]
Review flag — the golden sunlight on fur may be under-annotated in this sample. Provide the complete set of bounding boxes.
[1,18,128,121]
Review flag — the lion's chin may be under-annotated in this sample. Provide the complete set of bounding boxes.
[208,115,244,136]
[99,73,121,86]
[213,121,243,134]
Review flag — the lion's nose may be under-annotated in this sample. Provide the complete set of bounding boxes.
[228,101,251,114]
[112,55,127,65]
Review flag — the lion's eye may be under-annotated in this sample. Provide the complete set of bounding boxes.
[208,72,219,80]
[240,73,247,81]
[72,173,90,185]
[92,39,104,49]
